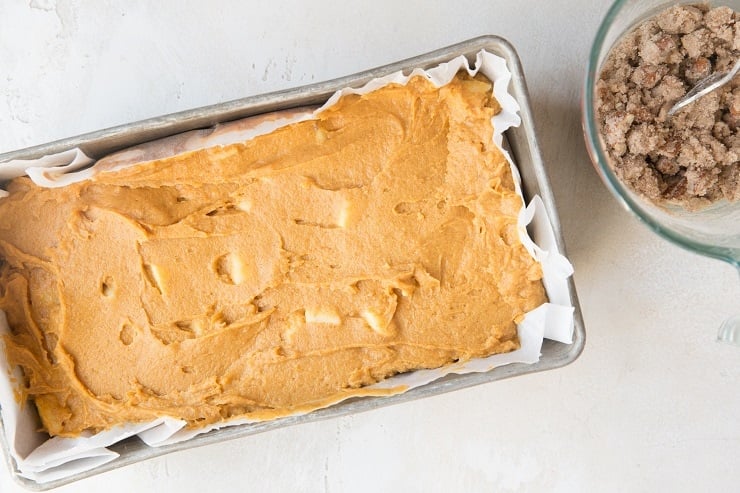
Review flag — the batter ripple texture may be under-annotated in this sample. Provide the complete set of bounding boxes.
[0,73,546,437]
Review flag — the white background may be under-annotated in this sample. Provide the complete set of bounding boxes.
[1,1,739,491]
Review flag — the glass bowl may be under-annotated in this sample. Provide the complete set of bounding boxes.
[582,0,740,340]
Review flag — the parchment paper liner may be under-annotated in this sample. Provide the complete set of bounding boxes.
[0,50,574,483]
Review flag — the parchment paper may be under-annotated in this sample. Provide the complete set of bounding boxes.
[0,50,574,483]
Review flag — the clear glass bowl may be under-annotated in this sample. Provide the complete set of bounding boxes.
[582,0,740,340]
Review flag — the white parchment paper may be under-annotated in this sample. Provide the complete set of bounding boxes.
[0,50,574,483]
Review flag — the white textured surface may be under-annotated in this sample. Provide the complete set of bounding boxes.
[1,1,739,491]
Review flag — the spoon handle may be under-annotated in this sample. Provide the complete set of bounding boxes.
[668,58,740,116]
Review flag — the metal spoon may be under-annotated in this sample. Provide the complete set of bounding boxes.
[667,58,740,117]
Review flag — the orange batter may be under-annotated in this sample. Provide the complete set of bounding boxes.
[0,73,546,437]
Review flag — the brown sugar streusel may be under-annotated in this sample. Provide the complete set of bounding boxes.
[596,4,738,210]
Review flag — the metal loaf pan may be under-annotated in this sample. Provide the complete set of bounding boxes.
[0,35,585,490]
